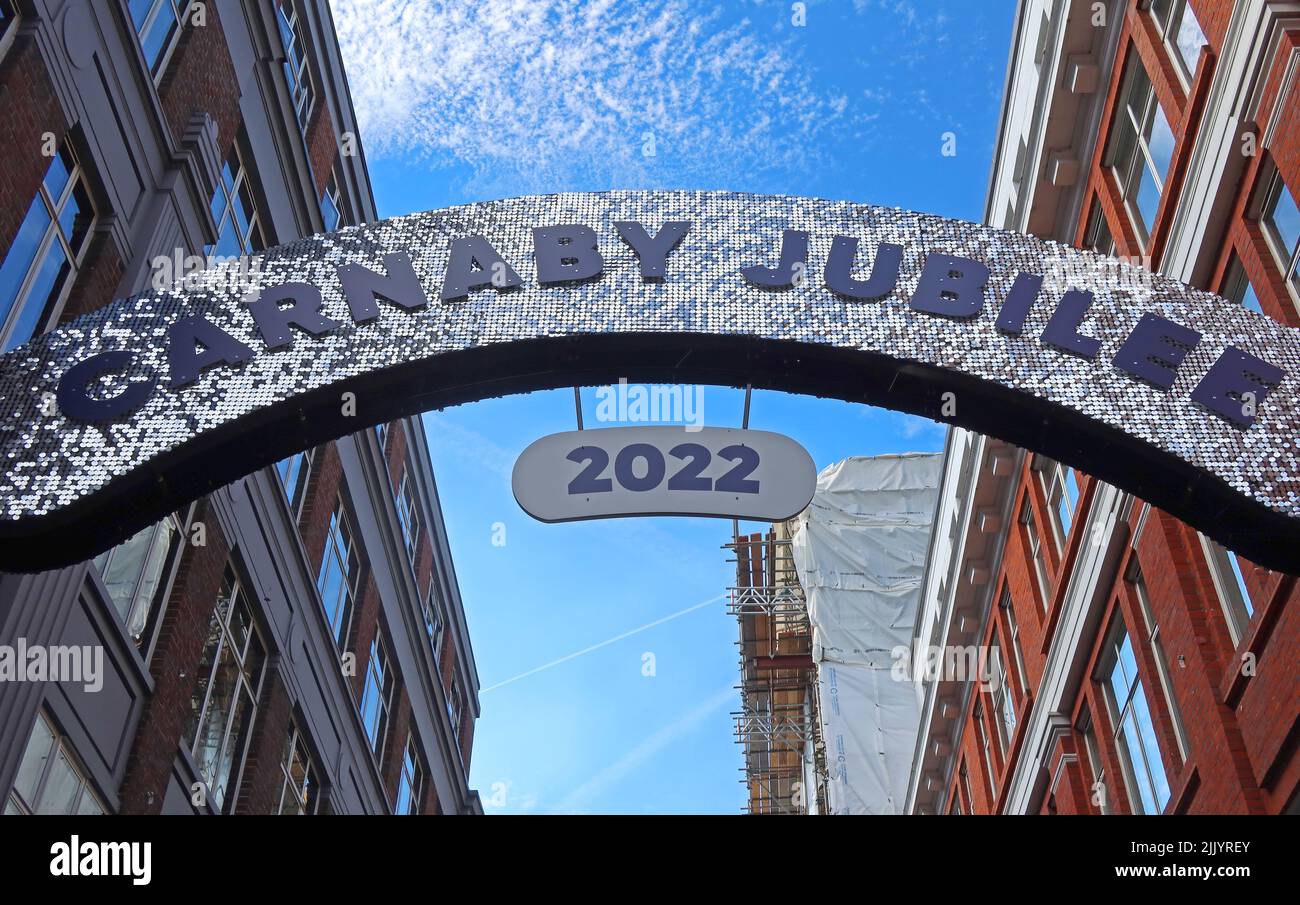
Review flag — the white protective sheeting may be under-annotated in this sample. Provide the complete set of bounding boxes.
[791,453,942,815]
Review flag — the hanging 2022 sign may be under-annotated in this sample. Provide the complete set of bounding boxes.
[512,427,817,523]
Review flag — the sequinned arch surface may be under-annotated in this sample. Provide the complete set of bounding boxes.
[0,191,1297,572]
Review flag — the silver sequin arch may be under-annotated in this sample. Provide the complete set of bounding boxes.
[1,190,1298,573]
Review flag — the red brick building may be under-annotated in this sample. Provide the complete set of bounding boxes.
[0,0,480,815]
[906,0,1299,815]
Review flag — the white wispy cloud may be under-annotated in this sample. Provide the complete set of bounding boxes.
[422,412,515,479]
[549,684,735,813]
[332,0,849,194]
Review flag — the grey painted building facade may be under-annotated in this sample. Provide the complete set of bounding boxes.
[0,0,481,815]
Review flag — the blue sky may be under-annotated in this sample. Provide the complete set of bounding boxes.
[334,0,1016,813]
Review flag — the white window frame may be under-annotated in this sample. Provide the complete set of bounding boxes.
[986,640,1015,751]
[277,718,320,815]
[1222,254,1264,316]
[317,499,361,649]
[447,670,464,737]
[1020,501,1052,612]
[207,144,264,257]
[0,0,20,63]
[1034,456,1079,550]
[973,703,997,801]
[320,169,345,232]
[395,733,424,815]
[275,446,315,523]
[1257,168,1300,303]
[130,0,194,81]
[1083,198,1116,255]
[1149,0,1207,88]
[187,566,267,813]
[277,0,316,132]
[92,511,186,648]
[1001,590,1030,696]
[1079,709,1110,815]
[5,711,106,815]
[959,761,974,815]
[1098,620,1171,815]
[396,467,422,563]
[1129,563,1189,763]
[0,143,95,352]
[1197,532,1255,647]
[360,632,395,761]
[1107,57,1174,248]
[422,572,444,656]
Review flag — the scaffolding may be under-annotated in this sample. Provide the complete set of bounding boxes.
[725,526,827,814]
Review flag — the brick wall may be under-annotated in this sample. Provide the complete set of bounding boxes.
[0,35,64,258]
[233,668,293,814]
[157,3,242,156]
[118,500,231,814]
[306,101,337,196]
[950,459,1297,814]
[58,231,124,323]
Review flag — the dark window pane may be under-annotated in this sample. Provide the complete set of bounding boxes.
[0,195,52,327]
[43,150,72,201]
[128,0,154,29]
[1267,178,1300,256]
[12,717,56,807]
[60,181,93,253]
[4,242,69,352]
[214,216,242,259]
[140,11,177,72]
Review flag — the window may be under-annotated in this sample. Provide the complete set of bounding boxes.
[1037,459,1080,548]
[973,703,997,799]
[396,468,422,562]
[1021,501,1051,611]
[207,146,264,259]
[0,0,18,58]
[1150,0,1206,86]
[360,633,395,759]
[1107,57,1175,246]
[1079,709,1110,814]
[185,567,266,812]
[959,761,974,815]
[93,513,184,646]
[1221,255,1264,315]
[986,640,1015,751]
[374,421,390,456]
[277,0,316,132]
[129,0,192,77]
[1259,169,1300,297]
[1083,199,1116,255]
[320,170,346,232]
[395,734,425,815]
[0,143,94,352]
[1130,565,1188,762]
[422,573,444,655]
[275,447,315,522]
[447,670,464,737]
[1199,534,1255,646]
[1001,590,1030,696]
[277,719,321,815]
[5,712,106,815]
[316,501,360,649]
[1099,621,1171,814]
